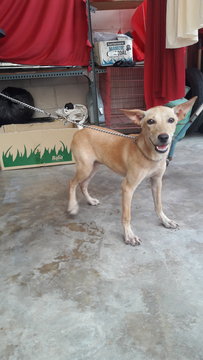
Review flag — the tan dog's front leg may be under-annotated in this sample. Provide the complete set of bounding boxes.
[150,176,179,229]
[121,178,141,246]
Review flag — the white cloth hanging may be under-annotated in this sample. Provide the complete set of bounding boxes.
[166,0,203,48]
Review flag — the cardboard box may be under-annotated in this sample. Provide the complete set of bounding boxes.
[94,37,133,66]
[0,120,78,170]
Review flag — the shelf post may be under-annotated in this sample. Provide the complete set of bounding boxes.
[86,0,99,125]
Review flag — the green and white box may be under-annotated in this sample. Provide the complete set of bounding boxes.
[0,120,78,170]
[94,36,133,66]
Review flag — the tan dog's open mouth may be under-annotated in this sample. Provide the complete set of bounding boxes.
[155,144,169,153]
[149,138,169,153]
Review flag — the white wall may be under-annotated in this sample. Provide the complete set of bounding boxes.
[91,9,133,33]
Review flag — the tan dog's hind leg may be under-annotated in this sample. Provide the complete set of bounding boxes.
[150,176,179,229]
[121,178,142,246]
[68,163,94,215]
[80,162,100,206]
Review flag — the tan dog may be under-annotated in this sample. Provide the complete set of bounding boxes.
[68,97,196,246]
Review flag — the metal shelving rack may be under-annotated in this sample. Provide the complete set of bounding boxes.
[88,0,143,129]
[0,0,142,125]
[0,67,105,81]
[0,63,105,124]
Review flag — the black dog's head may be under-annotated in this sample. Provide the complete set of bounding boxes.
[0,87,34,126]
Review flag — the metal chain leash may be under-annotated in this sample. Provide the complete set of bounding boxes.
[81,124,136,139]
[0,92,137,139]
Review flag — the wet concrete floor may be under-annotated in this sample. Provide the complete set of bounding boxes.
[0,135,203,360]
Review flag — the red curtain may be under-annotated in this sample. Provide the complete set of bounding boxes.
[0,0,90,66]
[144,0,185,109]
[131,0,147,61]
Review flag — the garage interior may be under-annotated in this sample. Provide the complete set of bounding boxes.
[0,1,203,360]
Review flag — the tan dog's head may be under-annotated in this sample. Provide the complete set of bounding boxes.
[121,97,197,154]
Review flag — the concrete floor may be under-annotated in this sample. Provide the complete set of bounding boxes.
[0,135,203,360]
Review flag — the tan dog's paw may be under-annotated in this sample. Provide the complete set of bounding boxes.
[162,218,179,229]
[67,203,79,216]
[88,198,100,206]
[124,234,142,246]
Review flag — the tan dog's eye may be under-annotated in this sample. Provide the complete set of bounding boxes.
[147,119,156,125]
[168,118,175,123]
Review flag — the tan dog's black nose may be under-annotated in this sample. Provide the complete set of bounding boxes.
[158,133,169,143]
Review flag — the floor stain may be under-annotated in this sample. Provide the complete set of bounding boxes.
[54,254,69,261]
[5,223,24,236]
[38,262,59,274]
[8,273,21,283]
[66,221,104,238]
[55,244,88,262]
[87,222,104,237]
[67,223,86,232]
[38,243,88,274]
[109,209,120,216]
[72,239,87,260]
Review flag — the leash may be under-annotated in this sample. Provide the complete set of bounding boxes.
[80,124,136,139]
[0,91,136,140]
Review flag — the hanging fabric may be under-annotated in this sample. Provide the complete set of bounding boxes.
[144,0,185,109]
[0,0,90,66]
[166,0,203,49]
[131,0,147,61]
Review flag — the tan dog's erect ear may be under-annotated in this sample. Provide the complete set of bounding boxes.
[120,109,146,125]
[173,96,197,121]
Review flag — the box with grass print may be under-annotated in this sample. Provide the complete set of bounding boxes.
[0,121,78,170]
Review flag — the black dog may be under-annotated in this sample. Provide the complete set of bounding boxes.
[0,87,35,126]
